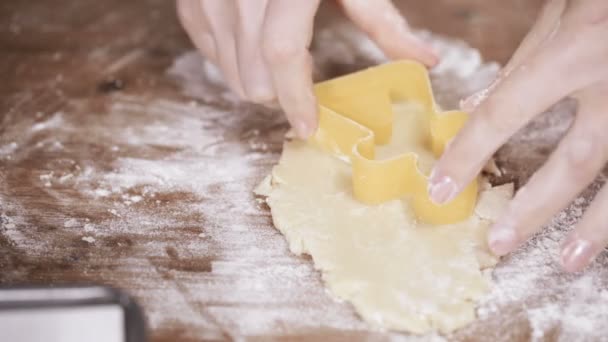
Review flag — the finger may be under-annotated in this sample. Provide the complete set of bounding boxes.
[487,83,608,256]
[560,83,608,272]
[234,0,275,103]
[176,0,217,61]
[461,0,566,111]
[262,0,320,138]
[200,0,246,98]
[427,30,604,206]
[561,183,608,273]
[338,0,438,67]
[502,0,566,76]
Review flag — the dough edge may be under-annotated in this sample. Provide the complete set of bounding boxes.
[256,140,513,334]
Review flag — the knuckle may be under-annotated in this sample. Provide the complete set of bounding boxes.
[565,136,601,179]
[262,38,303,64]
[244,87,275,104]
[579,1,608,26]
[562,1,608,33]
[476,98,517,137]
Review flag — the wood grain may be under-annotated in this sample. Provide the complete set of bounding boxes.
[11,1,608,342]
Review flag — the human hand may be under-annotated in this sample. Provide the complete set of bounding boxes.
[427,0,608,272]
[176,0,438,138]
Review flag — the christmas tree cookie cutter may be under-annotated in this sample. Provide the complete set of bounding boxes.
[311,61,477,225]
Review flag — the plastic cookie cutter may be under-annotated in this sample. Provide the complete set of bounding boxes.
[311,61,478,225]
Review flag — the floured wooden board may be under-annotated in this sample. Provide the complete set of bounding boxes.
[4,1,608,341]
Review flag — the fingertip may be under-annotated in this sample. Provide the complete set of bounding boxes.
[487,219,519,256]
[283,108,317,140]
[273,67,318,139]
[286,106,317,139]
[424,50,440,68]
[427,171,458,205]
[295,99,319,139]
[415,47,440,68]
[294,119,315,139]
[411,37,439,67]
[398,32,439,66]
[560,237,595,273]
[388,33,440,67]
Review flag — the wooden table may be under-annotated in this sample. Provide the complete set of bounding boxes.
[6,1,608,341]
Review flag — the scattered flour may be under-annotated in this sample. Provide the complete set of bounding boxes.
[82,236,96,244]
[39,172,53,187]
[64,218,78,228]
[1,213,17,230]
[93,189,111,197]
[459,170,608,341]
[2,16,607,341]
[30,111,64,132]
[0,142,18,158]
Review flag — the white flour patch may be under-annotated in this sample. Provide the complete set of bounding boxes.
[82,236,96,244]
[30,111,64,132]
[0,142,18,158]
[1,202,39,250]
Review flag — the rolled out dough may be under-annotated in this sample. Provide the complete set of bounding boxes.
[256,103,513,334]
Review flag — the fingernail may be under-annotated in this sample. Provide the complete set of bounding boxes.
[423,48,440,67]
[413,41,439,67]
[427,171,458,204]
[488,221,518,256]
[561,238,595,273]
[413,38,439,67]
[294,119,313,139]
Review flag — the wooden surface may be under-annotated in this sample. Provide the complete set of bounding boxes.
[8,1,608,341]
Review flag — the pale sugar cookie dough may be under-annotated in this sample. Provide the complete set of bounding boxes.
[256,103,513,334]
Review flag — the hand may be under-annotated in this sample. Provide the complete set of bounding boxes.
[427,0,608,272]
[176,0,438,138]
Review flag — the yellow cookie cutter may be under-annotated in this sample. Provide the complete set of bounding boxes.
[311,61,477,225]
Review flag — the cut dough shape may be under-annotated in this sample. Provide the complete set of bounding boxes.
[256,103,513,334]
